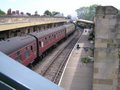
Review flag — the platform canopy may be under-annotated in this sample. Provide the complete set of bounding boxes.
[76,19,94,28]
[77,19,94,24]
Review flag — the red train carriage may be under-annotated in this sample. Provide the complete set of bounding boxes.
[32,26,66,54]
[0,23,75,66]
[0,36,37,66]
[0,25,66,66]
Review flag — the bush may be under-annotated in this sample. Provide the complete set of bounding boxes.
[88,31,94,41]
[81,57,91,64]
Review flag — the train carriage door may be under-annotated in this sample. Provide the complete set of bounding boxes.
[39,41,44,48]
[33,43,37,55]
[25,47,30,59]
[16,51,22,62]
[39,41,41,47]
[41,41,44,47]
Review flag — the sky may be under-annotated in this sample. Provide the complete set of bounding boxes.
[0,0,120,17]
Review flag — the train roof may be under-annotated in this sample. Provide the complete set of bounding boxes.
[0,36,35,55]
[0,25,66,55]
[31,25,65,38]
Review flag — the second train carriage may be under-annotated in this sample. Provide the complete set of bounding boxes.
[65,24,75,37]
[0,23,75,66]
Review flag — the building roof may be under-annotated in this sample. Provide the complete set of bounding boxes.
[0,16,68,31]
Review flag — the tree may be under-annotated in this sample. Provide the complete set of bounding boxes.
[76,7,89,19]
[76,4,98,20]
[52,11,60,16]
[7,8,12,15]
[44,10,52,16]
[26,12,31,16]
[0,9,6,16]
[34,11,40,16]
[66,15,72,19]
[118,10,120,14]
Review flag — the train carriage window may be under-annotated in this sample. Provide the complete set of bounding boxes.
[52,34,53,38]
[44,37,47,44]
[25,47,30,59]
[39,41,41,47]
[16,51,21,62]
[31,45,33,52]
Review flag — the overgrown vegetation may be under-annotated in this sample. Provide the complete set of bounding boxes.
[88,31,95,41]
[81,56,94,64]
[81,57,91,64]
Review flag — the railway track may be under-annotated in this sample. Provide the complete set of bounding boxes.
[33,30,82,84]
[42,30,82,84]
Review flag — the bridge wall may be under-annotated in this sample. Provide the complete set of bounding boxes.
[93,6,120,90]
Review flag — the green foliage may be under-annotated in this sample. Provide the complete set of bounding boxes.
[76,4,98,20]
[52,11,60,16]
[118,10,120,14]
[76,7,89,20]
[44,10,61,16]
[0,9,5,16]
[88,31,94,41]
[81,57,91,64]
[44,10,52,16]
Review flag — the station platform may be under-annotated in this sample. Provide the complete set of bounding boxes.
[59,29,94,90]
